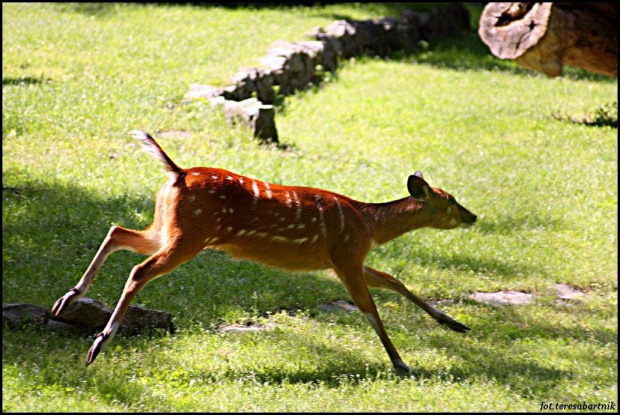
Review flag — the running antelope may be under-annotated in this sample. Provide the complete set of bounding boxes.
[52,130,477,371]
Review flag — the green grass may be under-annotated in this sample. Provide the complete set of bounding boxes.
[3,2,617,412]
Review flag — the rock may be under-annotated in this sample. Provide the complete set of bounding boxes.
[121,303,174,335]
[224,98,278,143]
[184,84,224,101]
[555,283,585,300]
[3,297,174,335]
[54,297,112,329]
[319,300,358,313]
[468,291,533,306]
[216,322,273,333]
[3,303,49,329]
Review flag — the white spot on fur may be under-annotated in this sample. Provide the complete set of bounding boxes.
[211,175,218,180]
[225,226,233,233]
[188,195,196,202]
[297,224,305,229]
[270,235,289,242]
[447,207,452,214]
[344,234,350,242]
[228,208,234,214]
[256,232,269,237]
[287,224,295,229]
[247,230,256,236]
[449,219,457,226]
[239,178,244,185]
[208,190,216,194]
[219,195,226,199]
[285,191,292,207]
[226,176,233,181]
[221,207,227,214]
[192,172,200,176]
[194,209,202,215]
[292,237,308,244]
[311,234,319,243]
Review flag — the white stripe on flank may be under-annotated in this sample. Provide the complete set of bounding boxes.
[317,201,327,239]
[264,181,272,198]
[334,196,345,233]
[311,234,319,243]
[285,191,292,207]
[252,181,260,198]
[292,237,308,244]
[270,235,289,242]
[292,191,301,221]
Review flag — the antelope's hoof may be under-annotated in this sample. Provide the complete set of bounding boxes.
[438,314,470,333]
[393,359,412,373]
[51,288,81,317]
[86,332,108,366]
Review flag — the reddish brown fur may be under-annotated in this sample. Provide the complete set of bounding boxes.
[52,131,477,371]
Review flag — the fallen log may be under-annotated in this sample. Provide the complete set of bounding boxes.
[478,2,617,77]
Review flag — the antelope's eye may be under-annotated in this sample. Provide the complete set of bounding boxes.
[448,198,456,206]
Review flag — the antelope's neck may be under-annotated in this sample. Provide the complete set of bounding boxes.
[356,197,427,245]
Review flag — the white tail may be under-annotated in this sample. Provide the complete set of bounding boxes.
[52,130,477,371]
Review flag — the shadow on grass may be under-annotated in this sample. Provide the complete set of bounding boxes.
[2,76,48,87]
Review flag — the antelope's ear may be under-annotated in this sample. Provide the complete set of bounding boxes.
[407,173,430,201]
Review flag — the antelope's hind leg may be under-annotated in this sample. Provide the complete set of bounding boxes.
[52,226,160,317]
[86,240,202,365]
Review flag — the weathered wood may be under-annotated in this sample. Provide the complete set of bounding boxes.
[479,2,617,77]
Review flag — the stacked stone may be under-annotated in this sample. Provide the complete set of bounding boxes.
[183,3,470,144]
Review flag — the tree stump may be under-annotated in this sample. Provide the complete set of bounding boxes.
[478,3,617,77]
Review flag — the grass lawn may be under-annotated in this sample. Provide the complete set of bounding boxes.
[3,2,617,412]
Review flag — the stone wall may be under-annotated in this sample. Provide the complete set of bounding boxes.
[183,3,470,144]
